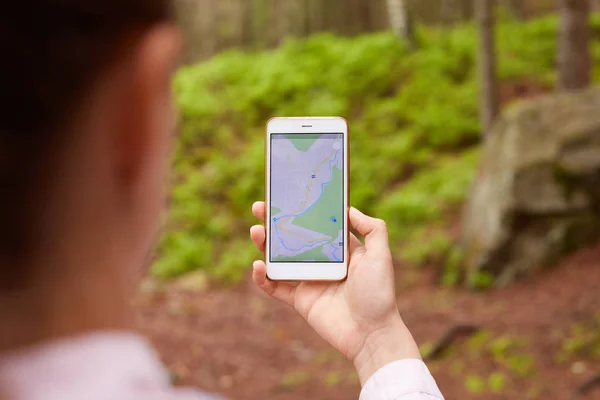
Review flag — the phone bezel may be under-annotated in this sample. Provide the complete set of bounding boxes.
[265,117,349,281]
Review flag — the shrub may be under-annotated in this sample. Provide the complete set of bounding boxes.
[154,15,600,282]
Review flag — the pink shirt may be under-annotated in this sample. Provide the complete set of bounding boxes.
[0,333,443,400]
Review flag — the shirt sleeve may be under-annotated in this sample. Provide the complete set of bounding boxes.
[359,359,444,400]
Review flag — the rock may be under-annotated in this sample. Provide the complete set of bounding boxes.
[462,87,600,286]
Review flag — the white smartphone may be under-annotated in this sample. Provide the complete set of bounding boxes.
[265,117,349,281]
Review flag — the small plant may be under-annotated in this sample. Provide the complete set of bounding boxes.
[279,371,311,389]
[465,374,486,393]
[468,271,496,290]
[555,315,600,363]
[465,332,537,378]
[465,371,507,394]
[488,371,507,393]
[489,336,537,378]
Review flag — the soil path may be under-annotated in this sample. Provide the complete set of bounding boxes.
[135,241,600,400]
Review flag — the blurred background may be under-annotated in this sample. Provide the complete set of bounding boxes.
[135,0,600,399]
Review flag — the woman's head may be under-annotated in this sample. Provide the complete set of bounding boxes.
[0,0,179,300]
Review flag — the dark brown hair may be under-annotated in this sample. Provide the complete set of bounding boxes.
[0,1,173,288]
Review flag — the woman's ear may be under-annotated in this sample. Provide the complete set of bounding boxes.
[114,25,181,185]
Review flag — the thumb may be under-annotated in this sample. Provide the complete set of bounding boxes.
[349,207,390,252]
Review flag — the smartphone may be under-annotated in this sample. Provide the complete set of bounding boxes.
[265,117,349,281]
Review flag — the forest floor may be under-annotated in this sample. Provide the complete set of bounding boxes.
[131,79,595,399]
[135,239,600,400]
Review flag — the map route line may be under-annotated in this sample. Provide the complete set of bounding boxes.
[273,222,332,253]
[274,222,341,261]
[329,242,342,262]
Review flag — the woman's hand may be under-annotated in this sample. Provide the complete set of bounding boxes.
[250,203,421,384]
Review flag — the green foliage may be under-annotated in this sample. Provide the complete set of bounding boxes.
[442,247,464,286]
[468,271,496,291]
[376,150,479,242]
[400,230,453,266]
[155,15,600,281]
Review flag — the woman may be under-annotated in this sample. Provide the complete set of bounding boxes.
[0,1,443,399]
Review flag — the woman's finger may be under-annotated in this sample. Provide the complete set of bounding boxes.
[349,207,390,252]
[250,225,266,253]
[252,261,296,306]
[252,201,266,223]
[349,232,363,254]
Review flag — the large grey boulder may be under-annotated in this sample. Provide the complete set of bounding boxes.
[462,87,600,286]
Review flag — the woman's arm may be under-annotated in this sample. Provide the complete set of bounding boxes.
[250,204,444,398]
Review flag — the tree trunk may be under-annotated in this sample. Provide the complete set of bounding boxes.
[308,0,324,34]
[302,0,311,36]
[386,0,415,46]
[476,0,499,136]
[240,0,253,48]
[557,0,591,91]
[254,0,270,46]
[508,0,525,20]
[441,0,457,26]
[460,0,475,20]
[359,0,373,32]
[276,0,291,44]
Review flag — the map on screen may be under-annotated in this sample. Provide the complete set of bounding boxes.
[270,133,344,263]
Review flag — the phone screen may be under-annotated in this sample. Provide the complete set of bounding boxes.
[270,133,344,263]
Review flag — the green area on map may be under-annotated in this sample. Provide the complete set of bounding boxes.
[291,166,343,239]
[283,134,323,152]
[270,206,282,216]
[272,244,328,262]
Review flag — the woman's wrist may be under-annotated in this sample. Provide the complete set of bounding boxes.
[352,314,422,385]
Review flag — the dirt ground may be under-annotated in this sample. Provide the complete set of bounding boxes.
[134,239,600,400]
